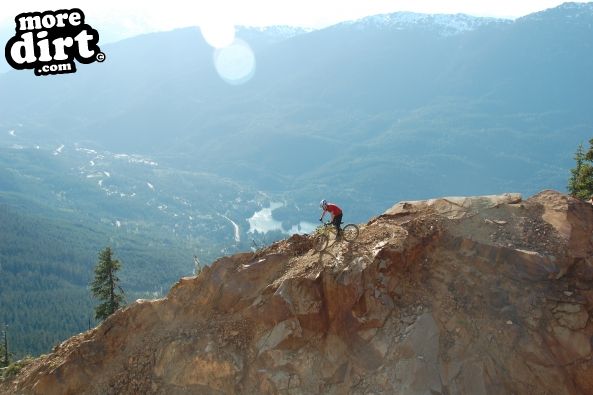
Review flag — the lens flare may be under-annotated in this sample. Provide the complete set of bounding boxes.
[213,39,256,85]
[200,21,235,48]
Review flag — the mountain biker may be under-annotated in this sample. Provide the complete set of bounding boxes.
[319,199,343,238]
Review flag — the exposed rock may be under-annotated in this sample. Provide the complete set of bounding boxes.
[2,190,593,395]
[553,303,589,330]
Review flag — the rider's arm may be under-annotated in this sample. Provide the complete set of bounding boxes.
[319,209,326,221]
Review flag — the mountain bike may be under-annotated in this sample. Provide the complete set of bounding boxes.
[313,222,359,252]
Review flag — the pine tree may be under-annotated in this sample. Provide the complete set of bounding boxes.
[0,324,9,368]
[90,247,125,321]
[568,140,593,200]
[586,138,593,160]
[568,143,585,196]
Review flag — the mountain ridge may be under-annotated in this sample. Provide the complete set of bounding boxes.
[521,1,593,20]
[341,11,510,36]
[2,190,593,394]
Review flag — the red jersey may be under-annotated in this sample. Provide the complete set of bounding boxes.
[324,204,342,216]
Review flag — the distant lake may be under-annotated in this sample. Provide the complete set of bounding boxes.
[247,202,316,235]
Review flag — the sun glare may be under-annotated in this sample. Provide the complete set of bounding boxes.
[200,20,236,48]
[213,39,256,85]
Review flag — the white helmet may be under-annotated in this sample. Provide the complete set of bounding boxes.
[320,199,327,208]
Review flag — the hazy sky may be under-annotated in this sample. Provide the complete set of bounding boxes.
[1,0,590,43]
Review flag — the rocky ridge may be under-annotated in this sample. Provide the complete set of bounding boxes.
[2,190,593,394]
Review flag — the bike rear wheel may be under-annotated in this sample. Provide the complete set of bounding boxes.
[342,224,359,242]
[313,233,329,252]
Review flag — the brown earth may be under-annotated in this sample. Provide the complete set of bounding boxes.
[2,190,593,394]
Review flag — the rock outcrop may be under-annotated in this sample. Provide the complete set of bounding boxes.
[2,190,593,394]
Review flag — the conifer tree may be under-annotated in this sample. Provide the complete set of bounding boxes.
[90,247,125,321]
[0,324,9,368]
[568,140,593,200]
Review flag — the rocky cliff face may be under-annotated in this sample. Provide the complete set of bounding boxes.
[2,190,593,395]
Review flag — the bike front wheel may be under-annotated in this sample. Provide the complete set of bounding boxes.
[313,233,329,252]
[342,224,359,242]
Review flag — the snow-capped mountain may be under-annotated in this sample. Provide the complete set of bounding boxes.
[521,1,593,21]
[241,25,313,41]
[235,25,312,49]
[344,12,510,36]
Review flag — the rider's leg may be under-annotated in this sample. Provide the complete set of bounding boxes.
[333,214,343,238]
